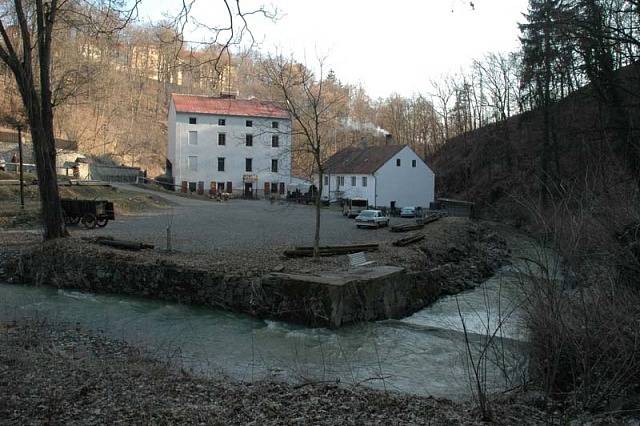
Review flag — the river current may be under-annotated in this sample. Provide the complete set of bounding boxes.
[0,255,552,399]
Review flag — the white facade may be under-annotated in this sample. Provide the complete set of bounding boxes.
[320,146,435,208]
[322,173,376,206]
[167,100,292,196]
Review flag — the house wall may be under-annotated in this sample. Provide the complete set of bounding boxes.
[319,173,376,205]
[374,146,435,208]
[167,101,176,180]
[169,104,292,195]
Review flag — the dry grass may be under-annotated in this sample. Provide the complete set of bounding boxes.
[0,179,174,229]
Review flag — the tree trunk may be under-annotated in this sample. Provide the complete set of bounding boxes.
[30,122,67,240]
[313,170,323,258]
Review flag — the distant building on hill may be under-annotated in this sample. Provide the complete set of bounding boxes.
[318,144,435,209]
[167,93,292,197]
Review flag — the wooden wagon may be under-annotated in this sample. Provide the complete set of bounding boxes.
[61,199,115,229]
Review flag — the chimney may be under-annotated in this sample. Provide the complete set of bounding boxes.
[385,133,393,145]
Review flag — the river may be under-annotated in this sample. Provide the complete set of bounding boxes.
[0,254,553,399]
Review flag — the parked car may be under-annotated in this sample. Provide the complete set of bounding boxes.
[355,210,390,228]
[400,206,417,218]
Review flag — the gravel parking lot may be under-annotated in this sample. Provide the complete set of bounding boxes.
[81,185,412,253]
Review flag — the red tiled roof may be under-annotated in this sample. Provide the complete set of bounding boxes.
[172,94,290,119]
[324,145,406,174]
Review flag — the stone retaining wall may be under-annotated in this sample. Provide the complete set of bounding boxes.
[7,240,444,328]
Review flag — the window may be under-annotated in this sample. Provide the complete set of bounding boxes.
[246,134,253,146]
[324,175,329,186]
[271,182,279,193]
[396,158,401,167]
[188,131,198,145]
[337,176,344,186]
[271,135,279,147]
[218,118,226,126]
[412,159,417,167]
[271,121,279,129]
[351,176,356,186]
[217,157,225,172]
[189,117,197,124]
[245,158,252,172]
[246,120,253,127]
[271,159,278,173]
[187,156,198,171]
[218,133,226,146]
[362,176,367,187]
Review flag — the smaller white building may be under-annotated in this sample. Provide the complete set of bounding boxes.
[319,144,435,208]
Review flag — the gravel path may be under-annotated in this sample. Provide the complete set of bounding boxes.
[76,184,414,252]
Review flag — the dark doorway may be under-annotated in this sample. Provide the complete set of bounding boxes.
[244,182,253,198]
[217,182,226,193]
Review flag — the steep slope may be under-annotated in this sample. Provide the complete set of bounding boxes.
[430,63,640,224]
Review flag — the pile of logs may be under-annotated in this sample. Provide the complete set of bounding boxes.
[390,213,446,233]
[392,233,425,247]
[284,243,379,258]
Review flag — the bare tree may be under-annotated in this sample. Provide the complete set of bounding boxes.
[0,0,142,239]
[430,77,455,140]
[262,55,343,257]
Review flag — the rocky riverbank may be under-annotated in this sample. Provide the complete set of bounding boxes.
[1,220,510,327]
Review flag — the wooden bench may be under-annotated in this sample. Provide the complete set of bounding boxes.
[348,251,376,268]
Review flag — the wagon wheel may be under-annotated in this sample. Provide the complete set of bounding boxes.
[81,213,97,229]
[96,218,109,228]
[70,216,81,225]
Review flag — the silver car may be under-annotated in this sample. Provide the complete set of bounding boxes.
[355,210,390,228]
[400,206,417,218]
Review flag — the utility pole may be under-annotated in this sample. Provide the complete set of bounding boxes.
[17,125,24,209]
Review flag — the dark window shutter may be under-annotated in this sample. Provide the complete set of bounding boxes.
[226,181,232,194]
[279,182,285,194]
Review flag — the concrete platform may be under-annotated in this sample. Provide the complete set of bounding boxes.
[261,266,441,327]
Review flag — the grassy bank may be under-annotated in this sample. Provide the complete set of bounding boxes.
[0,173,173,229]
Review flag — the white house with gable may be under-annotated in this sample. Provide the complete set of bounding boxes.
[319,144,435,208]
[167,94,292,197]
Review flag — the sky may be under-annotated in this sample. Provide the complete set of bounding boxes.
[140,0,530,99]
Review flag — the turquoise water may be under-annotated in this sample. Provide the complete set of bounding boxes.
[0,265,528,399]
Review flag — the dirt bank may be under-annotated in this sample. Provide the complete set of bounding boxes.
[0,319,549,425]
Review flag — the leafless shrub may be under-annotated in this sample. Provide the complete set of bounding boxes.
[517,179,640,412]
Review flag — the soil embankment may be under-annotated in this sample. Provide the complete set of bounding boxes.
[0,319,546,425]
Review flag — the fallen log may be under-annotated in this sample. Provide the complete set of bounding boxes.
[392,234,425,247]
[392,213,446,232]
[390,223,424,233]
[285,244,379,258]
[293,243,378,251]
[83,236,154,251]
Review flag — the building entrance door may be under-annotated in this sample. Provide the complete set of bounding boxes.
[244,183,253,198]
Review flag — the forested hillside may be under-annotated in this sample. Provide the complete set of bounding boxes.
[432,61,640,223]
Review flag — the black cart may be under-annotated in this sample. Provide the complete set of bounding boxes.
[61,199,115,229]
